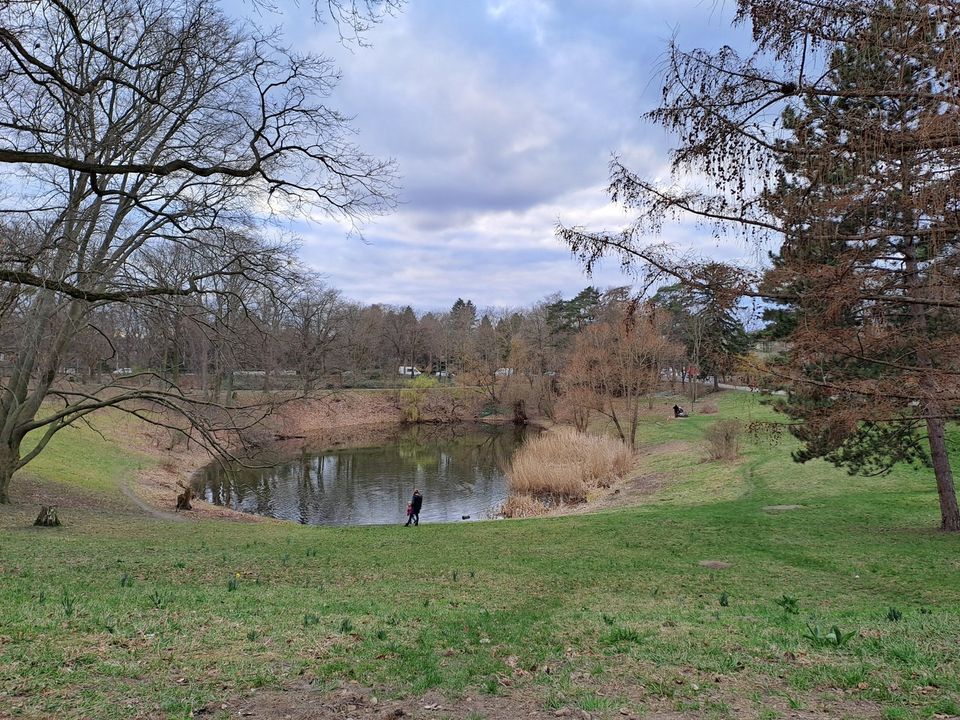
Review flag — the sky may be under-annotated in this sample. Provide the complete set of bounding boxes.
[236,1,759,311]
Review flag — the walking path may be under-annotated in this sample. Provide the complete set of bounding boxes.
[717,383,786,395]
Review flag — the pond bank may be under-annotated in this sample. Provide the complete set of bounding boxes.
[128,389,524,521]
[193,423,533,525]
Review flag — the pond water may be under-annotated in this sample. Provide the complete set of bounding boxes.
[193,423,533,525]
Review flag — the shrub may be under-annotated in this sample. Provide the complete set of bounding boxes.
[704,419,742,461]
[398,375,438,422]
[699,402,719,414]
[502,428,634,515]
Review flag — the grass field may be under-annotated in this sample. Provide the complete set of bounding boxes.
[1,392,958,719]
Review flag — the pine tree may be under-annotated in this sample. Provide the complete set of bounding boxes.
[760,7,960,528]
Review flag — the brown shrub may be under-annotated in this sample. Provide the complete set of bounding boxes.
[704,419,742,461]
[699,402,719,415]
[507,428,634,503]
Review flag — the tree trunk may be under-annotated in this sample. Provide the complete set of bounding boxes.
[926,415,960,532]
[903,241,960,532]
[0,447,16,504]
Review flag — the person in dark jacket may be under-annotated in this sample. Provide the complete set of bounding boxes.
[404,489,423,526]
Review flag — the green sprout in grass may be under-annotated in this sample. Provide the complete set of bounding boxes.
[60,588,76,617]
[803,622,856,648]
[775,595,799,614]
[149,589,167,610]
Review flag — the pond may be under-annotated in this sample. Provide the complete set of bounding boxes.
[193,423,534,526]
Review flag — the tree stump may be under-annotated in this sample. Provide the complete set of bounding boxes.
[175,481,194,511]
[34,505,62,527]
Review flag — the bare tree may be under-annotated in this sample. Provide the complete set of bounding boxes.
[289,278,344,393]
[564,301,680,449]
[0,0,395,503]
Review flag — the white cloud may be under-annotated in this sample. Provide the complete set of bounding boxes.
[485,0,554,45]
[280,0,756,309]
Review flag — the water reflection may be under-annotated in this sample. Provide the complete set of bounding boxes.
[194,423,532,525]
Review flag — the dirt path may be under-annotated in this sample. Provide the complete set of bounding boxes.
[118,483,186,522]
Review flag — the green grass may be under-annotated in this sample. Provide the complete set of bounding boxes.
[20,411,154,493]
[1,392,958,719]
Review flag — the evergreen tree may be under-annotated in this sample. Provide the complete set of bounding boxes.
[546,286,601,337]
[558,0,960,529]
[760,9,960,529]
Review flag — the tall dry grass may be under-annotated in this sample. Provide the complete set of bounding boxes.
[506,428,634,509]
[499,493,552,518]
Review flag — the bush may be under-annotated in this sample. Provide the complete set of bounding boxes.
[506,428,634,505]
[704,419,742,461]
[398,375,438,422]
[699,402,719,415]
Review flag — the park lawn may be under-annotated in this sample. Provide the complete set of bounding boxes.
[0,392,958,720]
[19,408,155,494]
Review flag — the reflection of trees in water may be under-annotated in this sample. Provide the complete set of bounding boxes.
[195,424,535,524]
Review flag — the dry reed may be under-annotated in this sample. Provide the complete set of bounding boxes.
[499,493,552,518]
[506,428,633,506]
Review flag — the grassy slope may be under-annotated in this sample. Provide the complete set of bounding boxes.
[19,410,154,494]
[0,392,958,720]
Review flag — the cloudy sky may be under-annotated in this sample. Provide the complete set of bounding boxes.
[241,1,757,310]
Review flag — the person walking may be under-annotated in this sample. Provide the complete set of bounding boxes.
[404,489,423,526]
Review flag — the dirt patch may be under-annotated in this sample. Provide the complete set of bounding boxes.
[698,560,733,569]
[217,683,685,720]
[212,681,883,720]
[762,504,805,512]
